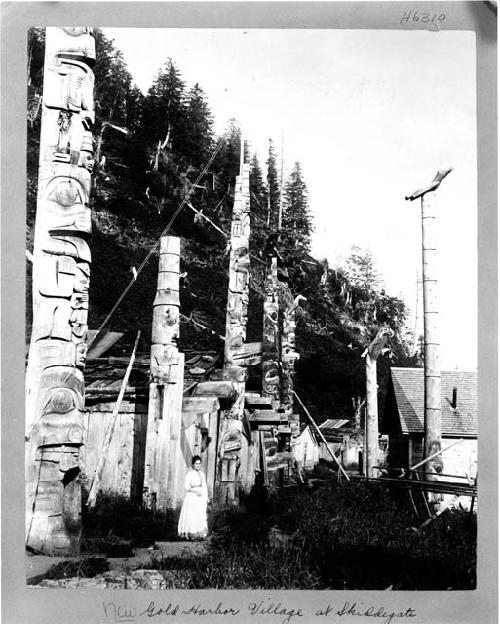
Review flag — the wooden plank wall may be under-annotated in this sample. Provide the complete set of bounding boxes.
[82,402,147,501]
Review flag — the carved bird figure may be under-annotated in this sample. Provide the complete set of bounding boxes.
[362,326,394,359]
[405,168,453,201]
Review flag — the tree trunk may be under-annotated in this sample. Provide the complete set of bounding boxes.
[25,27,96,556]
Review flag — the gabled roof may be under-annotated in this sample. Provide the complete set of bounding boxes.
[319,419,350,431]
[388,367,477,437]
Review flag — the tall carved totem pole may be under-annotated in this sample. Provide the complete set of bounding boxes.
[25,28,96,556]
[262,258,280,407]
[218,161,251,504]
[143,236,185,510]
[281,293,305,438]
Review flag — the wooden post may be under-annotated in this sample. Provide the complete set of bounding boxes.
[143,236,185,510]
[406,169,452,480]
[363,327,393,478]
[25,27,96,556]
[215,160,251,505]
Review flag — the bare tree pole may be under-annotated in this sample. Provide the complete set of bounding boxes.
[25,27,96,556]
[215,150,251,505]
[362,327,393,478]
[406,168,452,480]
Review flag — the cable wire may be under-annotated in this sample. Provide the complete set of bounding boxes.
[88,133,228,348]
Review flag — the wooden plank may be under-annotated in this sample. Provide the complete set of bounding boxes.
[259,431,268,485]
[209,367,247,382]
[86,331,125,359]
[205,410,219,501]
[248,411,287,423]
[166,352,186,508]
[193,380,237,399]
[245,395,274,409]
[87,331,141,508]
[182,396,220,414]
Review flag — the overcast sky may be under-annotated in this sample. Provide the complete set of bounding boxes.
[103,27,477,369]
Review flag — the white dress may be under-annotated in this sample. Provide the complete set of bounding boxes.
[177,468,208,540]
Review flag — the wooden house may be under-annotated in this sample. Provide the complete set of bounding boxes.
[82,347,222,504]
[381,368,477,480]
[317,419,350,462]
[82,356,149,503]
[293,424,320,470]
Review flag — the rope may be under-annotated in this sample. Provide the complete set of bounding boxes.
[88,133,228,349]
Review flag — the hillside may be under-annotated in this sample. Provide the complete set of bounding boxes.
[26,28,420,423]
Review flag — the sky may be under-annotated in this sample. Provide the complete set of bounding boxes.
[103,27,478,370]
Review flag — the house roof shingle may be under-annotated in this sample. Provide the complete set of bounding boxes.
[390,367,477,437]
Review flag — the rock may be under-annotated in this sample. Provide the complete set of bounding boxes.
[36,568,169,589]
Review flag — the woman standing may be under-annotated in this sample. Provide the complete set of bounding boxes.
[178,455,208,540]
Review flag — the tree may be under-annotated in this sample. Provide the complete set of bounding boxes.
[249,153,268,251]
[183,83,214,168]
[143,58,186,149]
[280,161,313,269]
[344,246,381,295]
[266,139,280,230]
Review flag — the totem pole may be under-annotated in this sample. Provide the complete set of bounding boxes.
[143,236,185,510]
[217,161,251,505]
[362,326,393,478]
[262,258,280,407]
[281,293,306,438]
[25,28,96,556]
[406,168,452,479]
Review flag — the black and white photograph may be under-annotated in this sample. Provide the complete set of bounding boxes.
[1,2,497,623]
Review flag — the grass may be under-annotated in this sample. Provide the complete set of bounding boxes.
[142,480,477,590]
[81,494,180,554]
[31,481,476,590]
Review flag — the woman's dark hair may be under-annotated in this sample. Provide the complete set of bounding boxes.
[192,455,202,465]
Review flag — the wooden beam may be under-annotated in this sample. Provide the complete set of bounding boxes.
[409,438,463,472]
[25,27,96,557]
[182,396,220,413]
[192,380,238,399]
